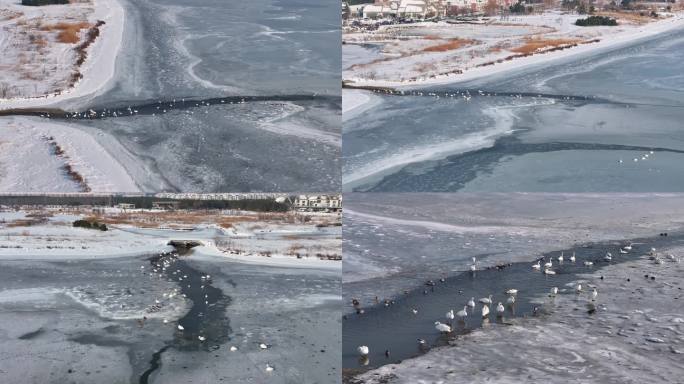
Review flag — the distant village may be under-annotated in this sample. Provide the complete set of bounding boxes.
[0,193,343,213]
[343,0,678,21]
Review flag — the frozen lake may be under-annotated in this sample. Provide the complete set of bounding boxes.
[343,27,684,192]
[0,252,341,384]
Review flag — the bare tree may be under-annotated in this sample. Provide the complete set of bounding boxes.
[484,0,500,15]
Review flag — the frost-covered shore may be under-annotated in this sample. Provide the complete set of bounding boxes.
[0,0,125,109]
[0,208,342,267]
[343,11,684,88]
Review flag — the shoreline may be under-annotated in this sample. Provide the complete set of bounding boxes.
[343,13,684,90]
[0,116,142,193]
[0,0,126,111]
[192,244,343,271]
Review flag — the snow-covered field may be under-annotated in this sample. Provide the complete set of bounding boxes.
[0,116,140,193]
[0,208,342,265]
[343,11,684,88]
[0,0,124,109]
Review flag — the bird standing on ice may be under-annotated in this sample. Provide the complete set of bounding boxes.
[435,321,452,333]
[506,295,515,305]
[456,306,468,321]
[479,295,493,305]
[496,302,505,316]
[467,297,476,309]
[357,345,369,356]
[550,287,558,296]
[446,310,455,323]
[591,288,598,301]
[576,284,583,293]
[558,252,564,262]
[482,304,490,318]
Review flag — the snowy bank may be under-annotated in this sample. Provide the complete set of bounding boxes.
[0,0,125,110]
[344,12,684,89]
[0,116,141,193]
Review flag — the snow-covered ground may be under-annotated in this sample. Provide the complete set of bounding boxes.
[343,11,684,88]
[0,116,140,193]
[0,208,342,265]
[0,0,124,109]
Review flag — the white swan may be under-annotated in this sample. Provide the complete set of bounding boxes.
[456,306,468,319]
[177,324,184,331]
[544,259,553,269]
[357,345,369,356]
[506,295,515,305]
[591,288,598,301]
[198,335,206,342]
[583,261,593,266]
[604,253,612,261]
[532,261,541,270]
[265,364,274,372]
[467,297,475,309]
[259,343,269,350]
[550,286,558,296]
[435,321,452,333]
[544,268,556,275]
[506,289,518,295]
[576,283,582,293]
[619,248,628,254]
[446,310,455,321]
[412,308,418,315]
[624,243,632,251]
[482,304,490,318]
[558,252,564,262]
[230,346,238,352]
[569,252,576,262]
[479,295,493,305]
[496,302,505,315]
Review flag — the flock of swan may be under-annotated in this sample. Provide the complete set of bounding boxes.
[618,150,655,164]
[143,252,276,373]
[355,241,667,360]
[39,98,251,120]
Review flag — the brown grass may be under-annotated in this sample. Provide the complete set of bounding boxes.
[597,11,653,24]
[423,38,474,52]
[41,21,91,44]
[510,38,582,54]
[84,211,260,228]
